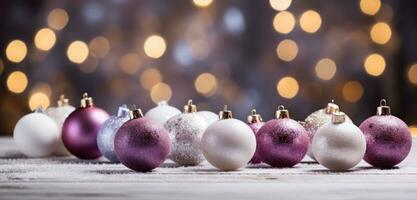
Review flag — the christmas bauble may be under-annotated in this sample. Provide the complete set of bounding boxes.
[359,99,412,168]
[201,106,256,171]
[313,112,366,171]
[247,109,264,164]
[197,110,219,125]
[13,109,59,157]
[45,95,75,156]
[257,106,309,168]
[165,100,208,166]
[62,93,109,159]
[97,105,130,162]
[145,101,181,125]
[115,108,170,172]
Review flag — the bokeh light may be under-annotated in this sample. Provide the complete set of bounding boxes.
[67,40,89,64]
[34,28,56,51]
[194,73,217,96]
[193,0,213,7]
[119,53,141,74]
[408,63,417,85]
[6,71,28,94]
[370,22,392,45]
[28,92,50,110]
[364,53,386,76]
[299,10,322,33]
[273,11,295,34]
[144,35,166,59]
[360,0,381,16]
[140,68,162,90]
[269,0,292,11]
[89,36,111,58]
[276,39,298,62]
[31,82,52,98]
[342,81,364,103]
[315,58,337,80]
[47,8,69,30]
[150,82,172,103]
[277,76,299,99]
[410,125,417,138]
[6,40,27,63]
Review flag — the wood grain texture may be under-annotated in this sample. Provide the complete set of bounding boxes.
[1,137,417,200]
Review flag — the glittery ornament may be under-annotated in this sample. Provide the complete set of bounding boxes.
[115,107,170,172]
[165,100,208,166]
[257,106,309,168]
[247,109,264,164]
[13,108,59,157]
[313,112,366,171]
[45,95,75,156]
[145,101,181,125]
[97,105,130,162]
[359,99,412,168]
[197,110,219,125]
[62,93,109,159]
[201,106,256,171]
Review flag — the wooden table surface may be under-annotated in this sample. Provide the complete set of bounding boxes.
[1,137,417,200]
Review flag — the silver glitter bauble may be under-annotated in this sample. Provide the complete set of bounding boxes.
[198,110,219,125]
[145,101,181,126]
[164,100,209,166]
[97,105,130,162]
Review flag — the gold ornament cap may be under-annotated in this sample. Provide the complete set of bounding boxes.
[219,105,233,119]
[80,93,94,108]
[331,111,346,124]
[376,99,391,116]
[325,99,339,114]
[183,99,197,113]
[129,105,144,119]
[247,109,263,123]
[57,94,70,107]
[276,105,290,119]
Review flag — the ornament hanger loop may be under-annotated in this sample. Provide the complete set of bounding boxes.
[251,109,257,115]
[184,99,197,113]
[380,99,387,106]
[377,98,391,115]
[276,105,290,119]
[247,108,262,123]
[129,104,143,119]
[80,92,94,107]
[325,99,339,114]
[331,111,346,124]
[278,105,285,110]
[219,105,233,119]
[58,94,69,107]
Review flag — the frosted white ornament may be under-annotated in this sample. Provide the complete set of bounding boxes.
[165,100,208,166]
[201,106,256,171]
[198,110,219,125]
[145,101,181,125]
[45,95,75,156]
[312,112,366,171]
[13,108,59,157]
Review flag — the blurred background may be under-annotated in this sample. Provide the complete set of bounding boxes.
[0,0,417,136]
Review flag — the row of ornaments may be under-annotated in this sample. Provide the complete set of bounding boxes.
[13,93,412,171]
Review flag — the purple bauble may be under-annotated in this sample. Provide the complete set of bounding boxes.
[62,107,109,159]
[115,117,170,172]
[257,118,309,167]
[360,115,412,168]
[248,122,264,164]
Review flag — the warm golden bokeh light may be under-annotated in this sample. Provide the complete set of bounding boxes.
[269,0,292,11]
[32,82,52,97]
[370,22,392,45]
[342,81,364,103]
[408,63,417,85]
[34,28,56,51]
[273,11,295,34]
[47,8,69,30]
[29,92,50,110]
[410,125,417,138]
[277,76,299,99]
[193,0,213,7]
[299,10,322,33]
[195,73,217,96]
[144,35,166,59]
[150,82,172,103]
[6,40,27,63]
[276,39,298,62]
[89,36,111,58]
[7,71,28,94]
[360,0,381,16]
[119,53,141,74]
[315,58,337,80]
[364,53,386,76]
[67,40,89,64]
[140,68,162,90]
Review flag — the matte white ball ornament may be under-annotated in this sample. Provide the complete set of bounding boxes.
[197,110,219,125]
[145,101,181,125]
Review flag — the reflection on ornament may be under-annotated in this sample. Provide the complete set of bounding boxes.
[145,101,181,126]
[197,110,219,125]
[247,109,264,164]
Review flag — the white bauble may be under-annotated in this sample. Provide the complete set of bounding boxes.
[312,114,366,171]
[145,101,181,125]
[197,111,219,125]
[201,118,256,171]
[45,105,75,156]
[13,112,59,157]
